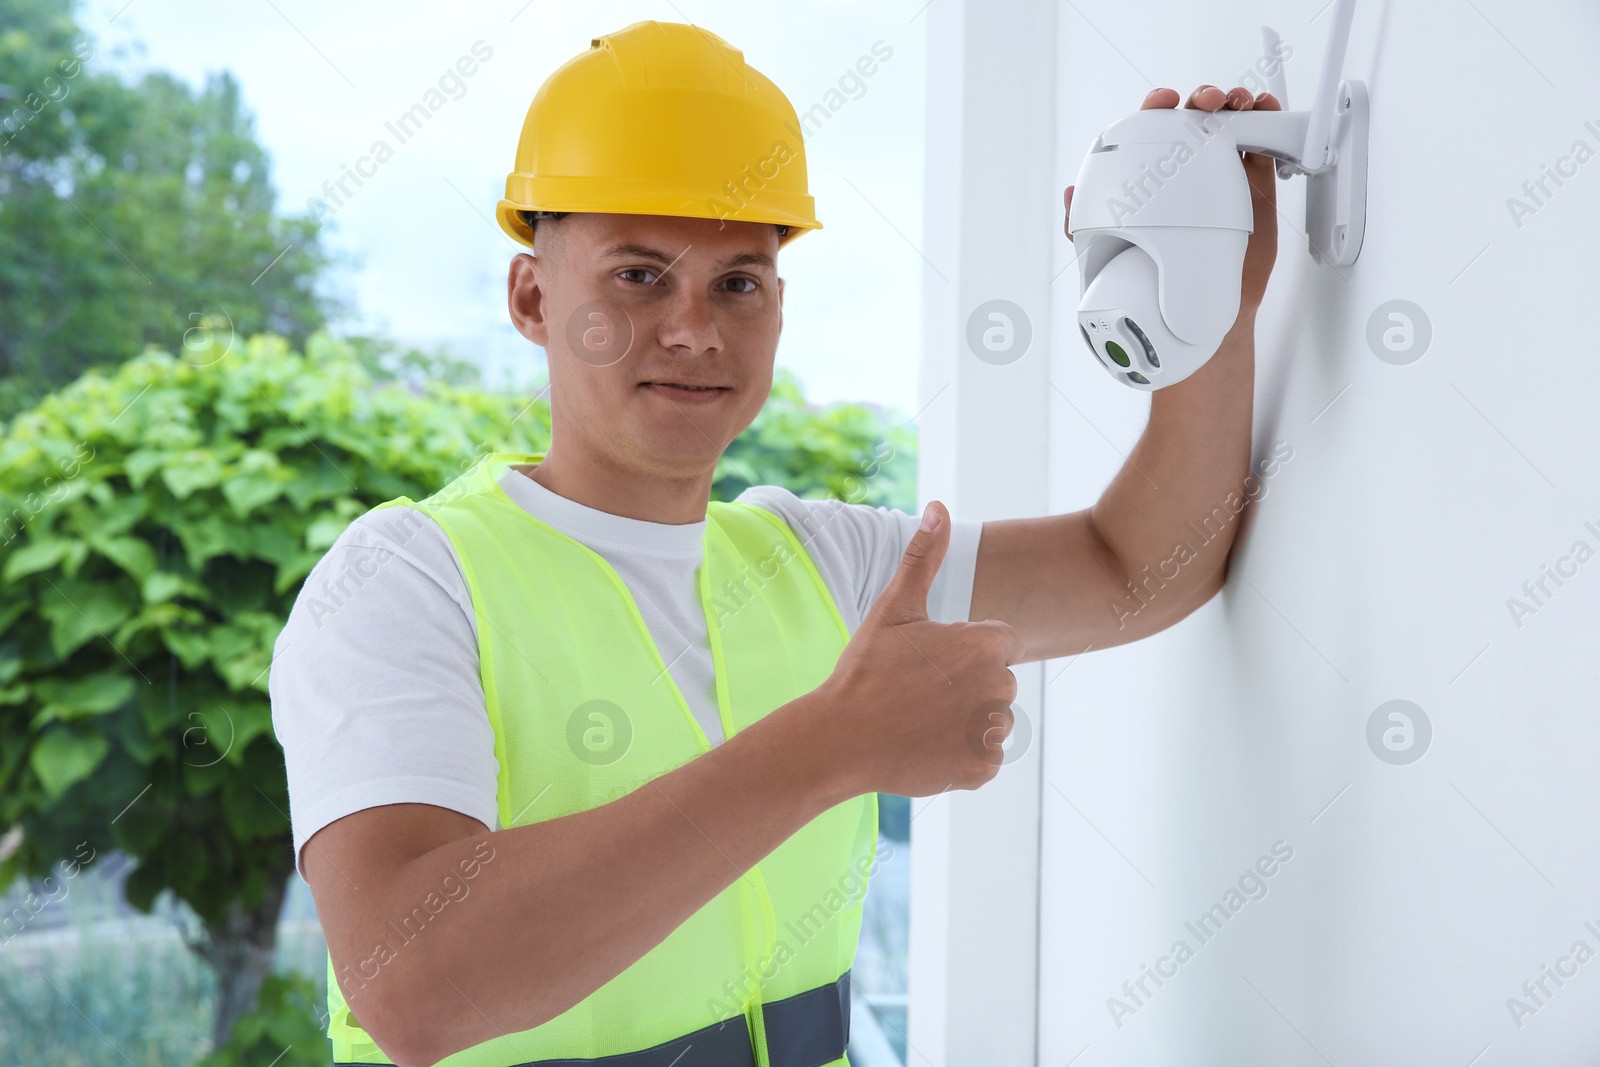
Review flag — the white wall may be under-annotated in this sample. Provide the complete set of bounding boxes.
[1031,1,1600,1064]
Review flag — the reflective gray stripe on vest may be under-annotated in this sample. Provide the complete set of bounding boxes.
[763,970,850,1067]
[332,971,850,1067]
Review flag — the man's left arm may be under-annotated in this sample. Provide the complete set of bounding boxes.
[969,83,1281,664]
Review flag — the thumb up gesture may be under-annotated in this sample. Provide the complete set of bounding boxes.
[812,501,1025,799]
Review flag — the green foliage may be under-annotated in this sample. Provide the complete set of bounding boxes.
[0,332,554,931]
[716,367,917,512]
[0,0,334,419]
[196,973,328,1067]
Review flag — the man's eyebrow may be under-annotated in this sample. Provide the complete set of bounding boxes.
[716,250,776,271]
[597,243,775,271]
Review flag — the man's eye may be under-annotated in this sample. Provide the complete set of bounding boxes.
[724,276,759,294]
[619,268,658,284]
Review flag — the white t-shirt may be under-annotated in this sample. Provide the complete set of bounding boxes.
[269,465,983,881]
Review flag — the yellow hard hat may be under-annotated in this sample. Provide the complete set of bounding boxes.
[495,21,822,251]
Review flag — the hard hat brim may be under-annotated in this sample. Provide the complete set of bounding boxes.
[495,191,821,251]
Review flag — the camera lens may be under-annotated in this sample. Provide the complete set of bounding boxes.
[1104,341,1130,367]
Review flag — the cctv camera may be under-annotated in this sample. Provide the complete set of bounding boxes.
[1079,243,1239,388]
[1068,2,1369,391]
[1071,137,1254,390]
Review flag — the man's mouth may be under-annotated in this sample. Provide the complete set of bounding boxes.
[640,381,731,402]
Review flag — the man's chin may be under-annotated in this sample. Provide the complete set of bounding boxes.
[623,427,731,474]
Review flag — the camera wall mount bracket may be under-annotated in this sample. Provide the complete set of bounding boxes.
[1073,0,1367,270]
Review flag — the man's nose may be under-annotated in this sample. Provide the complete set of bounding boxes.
[655,287,722,355]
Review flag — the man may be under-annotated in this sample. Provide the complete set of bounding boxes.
[270,19,1279,1067]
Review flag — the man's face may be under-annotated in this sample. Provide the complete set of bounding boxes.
[508,212,784,480]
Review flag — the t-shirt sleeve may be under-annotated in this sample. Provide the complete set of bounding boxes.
[734,486,984,632]
[268,505,500,884]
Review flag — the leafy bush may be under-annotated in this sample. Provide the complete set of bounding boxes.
[196,973,328,1067]
[0,330,554,1046]
[715,370,917,511]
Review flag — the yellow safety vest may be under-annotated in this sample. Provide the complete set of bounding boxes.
[325,452,878,1067]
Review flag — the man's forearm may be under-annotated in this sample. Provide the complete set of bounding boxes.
[1090,311,1258,616]
[346,690,857,1066]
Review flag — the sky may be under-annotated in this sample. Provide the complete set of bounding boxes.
[83,0,932,412]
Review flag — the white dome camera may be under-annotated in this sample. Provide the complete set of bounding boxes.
[1068,0,1370,391]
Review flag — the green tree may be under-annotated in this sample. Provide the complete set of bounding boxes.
[0,0,333,419]
[0,331,917,1058]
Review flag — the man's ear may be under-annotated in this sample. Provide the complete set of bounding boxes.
[508,253,548,347]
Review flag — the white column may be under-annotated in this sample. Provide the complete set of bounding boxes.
[908,2,1057,1064]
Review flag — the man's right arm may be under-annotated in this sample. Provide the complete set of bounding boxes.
[308,684,855,1066]
[305,500,1023,1067]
